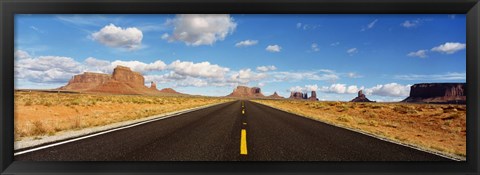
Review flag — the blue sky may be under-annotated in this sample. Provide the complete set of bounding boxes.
[14,14,466,101]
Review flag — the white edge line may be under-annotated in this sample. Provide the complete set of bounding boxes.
[249,100,464,161]
[14,101,233,156]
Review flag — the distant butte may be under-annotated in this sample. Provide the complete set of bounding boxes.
[350,90,374,102]
[59,65,183,95]
[402,83,466,104]
[227,86,265,98]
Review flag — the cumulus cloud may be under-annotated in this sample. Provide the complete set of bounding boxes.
[330,42,340,46]
[168,60,230,79]
[112,60,167,73]
[364,83,411,97]
[347,48,358,55]
[230,69,268,84]
[431,42,466,54]
[289,86,304,92]
[311,43,320,52]
[266,45,281,52]
[305,84,318,91]
[319,84,360,94]
[407,49,428,58]
[91,24,143,50]
[14,51,83,83]
[235,40,258,47]
[256,65,277,72]
[165,14,237,46]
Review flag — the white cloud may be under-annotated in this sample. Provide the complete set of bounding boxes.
[91,24,143,50]
[289,86,304,92]
[394,72,466,81]
[161,33,169,40]
[364,83,411,97]
[431,42,466,54]
[347,48,358,55]
[346,72,362,78]
[272,70,339,82]
[330,42,340,46]
[256,65,277,72]
[266,45,281,52]
[14,51,83,83]
[165,14,237,46]
[311,43,320,52]
[320,84,360,94]
[168,60,229,79]
[235,40,258,47]
[112,60,167,73]
[305,84,318,91]
[230,69,268,84]
[401,19,421,28]
[407,49,428,58]
[362,19,378,31]
[14,50,31,60]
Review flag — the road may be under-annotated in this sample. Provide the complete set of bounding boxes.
[15,100,450,161]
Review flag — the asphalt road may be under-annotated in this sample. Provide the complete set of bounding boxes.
[15,100,450,161]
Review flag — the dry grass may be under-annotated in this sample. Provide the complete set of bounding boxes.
[252,99,466,158]
[14,91,232,141]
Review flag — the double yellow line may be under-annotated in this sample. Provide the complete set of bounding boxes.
[240,101,248,155]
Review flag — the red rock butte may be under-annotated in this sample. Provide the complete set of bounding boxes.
[402,83,466,104]
[59,65,182,95]
[227,86,265,98]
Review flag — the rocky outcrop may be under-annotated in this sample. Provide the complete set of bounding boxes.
[268,92,284,99]
[308,91,318,101]
[227,86,265,98]
[58,66,183,95]
[289,92,307,99]
[350,90,374,102]
[402,83,466,104]
[59,72,111,91]
[159,88,182,94]
[150,81,157,90]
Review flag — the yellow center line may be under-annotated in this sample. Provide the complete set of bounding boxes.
[240,129,248,155]
[242,109,245,114]
[242,122,247,125]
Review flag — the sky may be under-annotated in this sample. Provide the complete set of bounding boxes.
[14,14,466,101]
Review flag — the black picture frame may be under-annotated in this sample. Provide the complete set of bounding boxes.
[1,0,479,174]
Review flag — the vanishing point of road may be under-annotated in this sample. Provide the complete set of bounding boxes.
[15,100,450,161]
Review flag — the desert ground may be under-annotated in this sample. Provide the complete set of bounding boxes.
[14,91,232,141]
[252,99,466,158]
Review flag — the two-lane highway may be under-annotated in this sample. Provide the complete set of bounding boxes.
[15,100,450,161]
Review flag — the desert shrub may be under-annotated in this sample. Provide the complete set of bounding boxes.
[393,105,417,114]
[336,115,351,122]
[441,113,460,120]
[31,121,47,135]
[24,100,33,106]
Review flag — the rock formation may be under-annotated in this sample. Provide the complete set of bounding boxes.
[227,86,265,98]
[289,92,304,99]
[58,66,183,95]
[308,91,318,101]
[350,90,374,102]
[59,72,111,91]
[402,83,466,104]
[268,92,284,99]
[150,81,157,90]
[159,88,182,94]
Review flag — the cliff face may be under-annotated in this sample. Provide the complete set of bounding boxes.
[111,66,145,88]
[227,86,265,98]
[402,83,466,104]
[59,72,111,91]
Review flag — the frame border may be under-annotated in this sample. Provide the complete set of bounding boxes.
[1,0,479,174]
